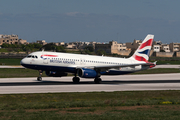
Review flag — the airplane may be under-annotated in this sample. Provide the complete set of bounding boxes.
[20,34,156,84]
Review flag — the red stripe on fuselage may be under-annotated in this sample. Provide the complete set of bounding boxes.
[139,39,153,49]
[41,54,58,57]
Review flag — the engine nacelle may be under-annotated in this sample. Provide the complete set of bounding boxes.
[77,68,99,78]
[45,71,67,77]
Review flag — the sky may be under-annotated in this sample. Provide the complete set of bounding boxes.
[0,0,180,43]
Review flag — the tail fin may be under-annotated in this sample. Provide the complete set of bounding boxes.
[129,34,154,63]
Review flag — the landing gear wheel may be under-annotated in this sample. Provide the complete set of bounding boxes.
[37,77,42,81]
[37,70,43,81]
[94,77,102,84]
[72,77,80,84]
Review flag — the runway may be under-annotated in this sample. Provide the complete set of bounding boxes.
[1,73,180,94]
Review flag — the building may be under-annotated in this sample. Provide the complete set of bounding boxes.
[0,34,28,45]
[65,43,77,49]
[161,44,170,52]
[19,39,28,44]
[54,42,65,46]
[153,45,161,52]
[126,39,142,51]
[88,41,100,50]
[36,40,47,45]
[95,40,130,56]
[155,41,162,45]
[59,42,65,46]
[169,43,180,52]
[0,34,19,45]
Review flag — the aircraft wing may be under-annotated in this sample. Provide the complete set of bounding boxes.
[76,62,154,70]
[94,62,149,69]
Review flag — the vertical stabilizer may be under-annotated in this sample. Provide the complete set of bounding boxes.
[129,34,154,63]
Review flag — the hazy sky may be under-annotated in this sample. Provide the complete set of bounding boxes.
[0,0,180,43]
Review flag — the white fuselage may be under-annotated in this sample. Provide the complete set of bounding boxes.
[21,51,149,75]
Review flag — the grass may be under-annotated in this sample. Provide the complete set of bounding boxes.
[1,91,180,119]
[0,68,46,78]
[1,106,180,120]
[0,49,9,52]
[156,60,180,65]
[0,58,21,65]
[132,68,180,74]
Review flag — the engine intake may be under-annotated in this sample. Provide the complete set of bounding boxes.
[77,68,99,78]
[45,71,67,77]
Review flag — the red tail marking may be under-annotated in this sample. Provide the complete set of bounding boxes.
[134,55,148,63]
[139,39,153,49]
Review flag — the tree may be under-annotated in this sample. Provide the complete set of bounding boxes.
[56,46,66,52]
[84,49,90,54]
[96,49,106,56]
[84,46,94,52]
[1,43,9,48]
[33,43,43,49]
[41,43,56,51]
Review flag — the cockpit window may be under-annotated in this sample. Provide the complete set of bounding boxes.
[27,55,32,58]
[26,55,38,59]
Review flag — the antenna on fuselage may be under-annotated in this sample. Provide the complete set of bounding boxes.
[42,49,44,55]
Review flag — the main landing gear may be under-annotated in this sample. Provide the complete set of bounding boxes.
[94,77,102,84]
[72,77,80,83]
[72,73,80,83]
[37,70,43,81]
[72,73,102,84]
[72,77,102,84]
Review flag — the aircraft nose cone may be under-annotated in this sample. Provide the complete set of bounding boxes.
[20,58,26,66]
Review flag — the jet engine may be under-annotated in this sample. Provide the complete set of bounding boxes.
[45,71,67,77]
[77,68,99,78]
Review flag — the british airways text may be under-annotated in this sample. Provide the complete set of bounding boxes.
[50,60,75,64]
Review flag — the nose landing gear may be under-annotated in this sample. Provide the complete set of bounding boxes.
[37,70,43,81]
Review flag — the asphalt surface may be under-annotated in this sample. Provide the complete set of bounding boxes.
[0,73,180,94]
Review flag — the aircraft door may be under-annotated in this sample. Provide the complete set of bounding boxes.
[83,59,86,65]
[43,58,48,64]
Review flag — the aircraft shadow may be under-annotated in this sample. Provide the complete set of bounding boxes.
[1,79,180,86]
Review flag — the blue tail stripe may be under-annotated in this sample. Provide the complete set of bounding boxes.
[138,49,150,56]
